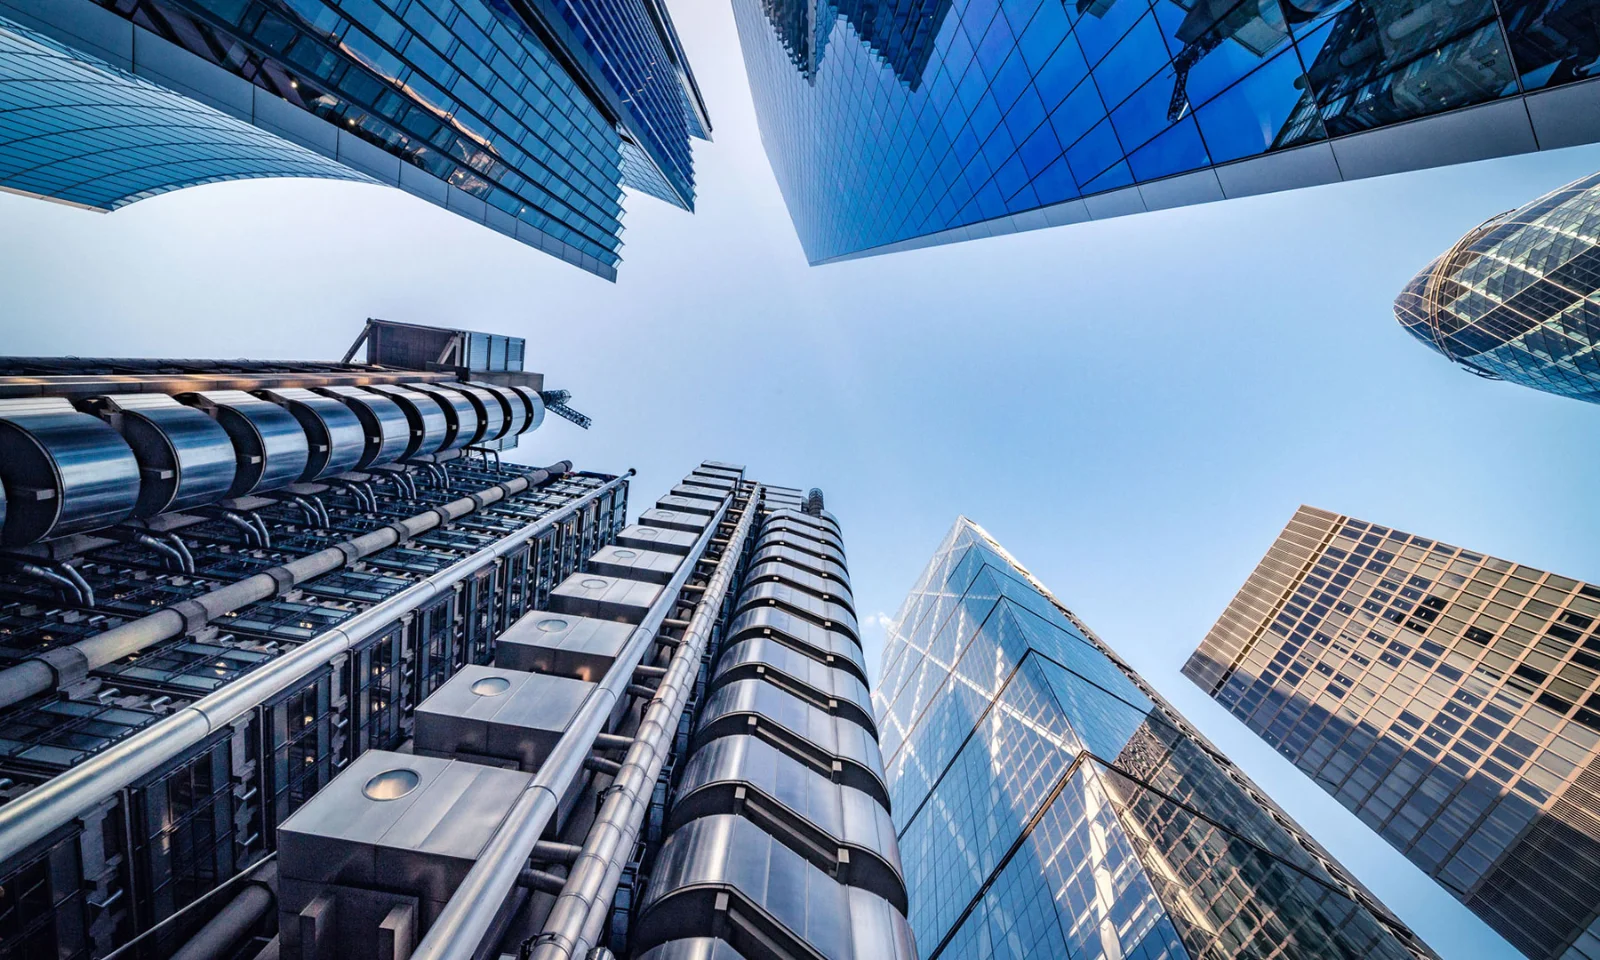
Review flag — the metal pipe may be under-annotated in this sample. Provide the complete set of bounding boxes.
[0,463,577,711]
[13,562,84,606]
[133,533,184,571]
[216,510,262,547]
[166,533,197,573]
[288,496,320,528]
[527,485,762,960]
[247,511,273,549]
[57,563,95,610]
[169,863,277,960]
[0,467,616,864]
[408,487,731,960]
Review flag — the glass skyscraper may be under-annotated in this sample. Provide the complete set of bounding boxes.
[877,516,1436,959]
[733,0,1600,263]
[1395,170,1600,405]
[0,0,711,278]
[1185,506,1600,960]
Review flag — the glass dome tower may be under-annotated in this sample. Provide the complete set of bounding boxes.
[1395,172,1600,405]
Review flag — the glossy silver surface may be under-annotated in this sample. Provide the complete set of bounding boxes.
[755,528,847,567]
[256,387,366,480]
[696,678,888,806]
[88,393,237,516]
[278,749,533,953]
[525,482,748,960]
[414,665,597,772]
[669,483,726,502]
[764,516,845,552]
[636,814,917,960]
[586,544,682,585]
[548,572,663,624]
[616,523,699,555]
[713,637,875,733]
[686,472,737,491]
[494,611,635,683]
[0,397,141,544]
[655,493,718,517]
[179,389,310,496]
[313,386,411,468]
[637,508,710,534]
[672,734,906,908]
[363,383,451,458]
[749,543,850,584]
[506,384,546,434]
[437,383,508,444]
[636,940,750,960]
[770,507,843,537]
[727,607,869,684]
[408,480,726,960]
[408,382,480,452]
[465,382,529,437]
[735,582,860,642]
[747,560,855,612]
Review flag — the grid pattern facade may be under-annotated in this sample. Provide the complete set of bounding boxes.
[0,16,366,209]
[97,0,631,269]
[733,0,1600,263]
[551,0,702,208]
[1395,171,1600,405]
[1184,506,1600,960]
[877,517,1436,960]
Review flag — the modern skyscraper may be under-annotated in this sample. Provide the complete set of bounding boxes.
[1395,171,1600,405]
[733,0,1600,264]
[877,516,1436,960]
[0,333,906,960]
[1184,506,1600,960]
[0,0,711,279]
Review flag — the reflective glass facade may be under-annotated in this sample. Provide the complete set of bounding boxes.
[0,16,366,209]
[879,517,1437,960]
[1396,171,1600,405]
[1,0,708,277]
[1185,506,1600,960]
[733,0,1600,263]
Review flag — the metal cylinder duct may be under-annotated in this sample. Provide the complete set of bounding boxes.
[178,390,310,497]
[409,383,481,451]
[364,383,450,458]
[507,385,545,434]
[83,394,237,517]
[437,383,508,444]
[313,386,410,468]
[0,398,141,545]
[468,382,527,438]
[256,388,366,481]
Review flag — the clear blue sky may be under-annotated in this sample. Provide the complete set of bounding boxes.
[2,4,1598,958]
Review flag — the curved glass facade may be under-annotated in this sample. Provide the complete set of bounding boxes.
[4,0,708,277]
[879,516,1439,959]
[0,16,366,210]
[734,0,1600,263]
[1395,171,1600,404]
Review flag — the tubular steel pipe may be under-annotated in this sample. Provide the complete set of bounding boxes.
[169,863,277,960]
[0,469,626,865]
[0,463,576,711]
[409,489,735,960]
[528,485,761,960]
